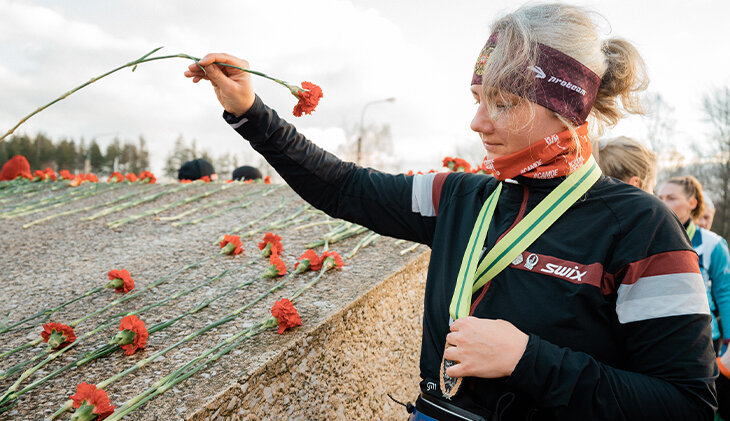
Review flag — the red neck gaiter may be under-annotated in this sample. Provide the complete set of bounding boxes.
[481,123,592,181]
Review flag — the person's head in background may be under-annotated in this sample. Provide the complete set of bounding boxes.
[178,158,217,181]
[657,175,705,225]
[232,165,262,181]
[696,195,715,230]
[597,136,657,193]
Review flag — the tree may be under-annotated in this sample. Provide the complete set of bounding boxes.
[701,87,730,239]
[88,140,106,173]
[105,138,123,173]
[337,123,398,171]
[163,135,193,179]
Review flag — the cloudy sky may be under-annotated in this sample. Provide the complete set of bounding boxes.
[1,0,728,178]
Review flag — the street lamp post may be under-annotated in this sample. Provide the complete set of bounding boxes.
[357,97,395,165]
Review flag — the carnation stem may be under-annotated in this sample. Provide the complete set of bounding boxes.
[22,185,154,229]
[106,184,230,229]
[157,186,275,222]
[82,183,192,221]
[0,286,103,337]
[400,243,421,255]
[305,225,369,249]
[172,198,255,227]
[344,231,379,259]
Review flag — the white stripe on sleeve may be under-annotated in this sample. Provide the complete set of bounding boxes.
[229,118,249,129]
[616,272,710,324]
[411,173,437,217]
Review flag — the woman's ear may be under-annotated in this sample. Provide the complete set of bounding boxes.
[689,197,698,211]
[626,176,642,189]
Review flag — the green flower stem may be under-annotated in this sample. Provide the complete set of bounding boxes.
[22,185,154,229]
[294,218,340,231]
[158,186,274,222]
[0,260,252,408]
[394,239,408,245]
[305,225,369,249]
[0,47,309,142]
[0,286,103,337]
[5,187,105,219]
[400,243,421,255]
[232,204,312,242]
[344,231,379,259]
[0,254,214,360]
[82,184,192,221]
[172,198,255,227]
[218,196,287,240]
[0,183,101,218]
[107,184,231,229]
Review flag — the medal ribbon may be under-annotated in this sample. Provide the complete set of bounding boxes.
[449,155,602,321]
[686,220,697,242]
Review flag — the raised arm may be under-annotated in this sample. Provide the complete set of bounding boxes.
[185,53,440,245]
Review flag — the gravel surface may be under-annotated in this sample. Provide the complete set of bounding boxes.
[0,181,425,420]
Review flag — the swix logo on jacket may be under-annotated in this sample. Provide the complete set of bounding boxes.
[510,251,601,287]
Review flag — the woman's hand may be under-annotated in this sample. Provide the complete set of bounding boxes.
[184,53,256,117]
[444,316,529,379]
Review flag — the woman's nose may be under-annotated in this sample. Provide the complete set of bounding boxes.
[470,104,495,134]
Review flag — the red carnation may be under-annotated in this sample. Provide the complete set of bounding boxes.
[200,175,211,183]
[33,169,47,181]
[443,157,471,172]
[70,382,115,420]
[244,179,254,184]
[59,169,74,180]
[107,172,124,183]
[43,167,57,181]
[41,322,76,349]
[264,176,271,184]
[125,173,138,183]
[292,81,323,117]
[69,174,86,187]
[219,234,244,255]
[138,171,156,184]
[112,315,148,356]
[106,269,135,293]
[180,179,192,184]
[263,255,287,278]
[270,298,302,334]
[258,232,283,257]
[294,249,322,273]
[321,251,345,271]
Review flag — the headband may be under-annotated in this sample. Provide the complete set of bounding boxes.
[471,33,601,125]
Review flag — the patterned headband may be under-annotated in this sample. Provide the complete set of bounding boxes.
[471,33,601,125]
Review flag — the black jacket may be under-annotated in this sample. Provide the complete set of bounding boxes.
[224,95,718,420]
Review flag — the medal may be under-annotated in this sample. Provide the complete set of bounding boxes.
[440,155,601,398]
[439,343,462,400]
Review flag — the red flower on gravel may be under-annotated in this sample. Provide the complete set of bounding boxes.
[114,315,148,356]
[107,172,124,183]
[200,175,211,183]
[264,176,271,184]
[17,171,33,180]
[294,249,322,273]
[33,169,47,181]
[138,171,156,184]
[125,173,138,183]
[219,234,244,255]
[321,251,345,270]
[59,170,74,180]
[258,233,283,257]
[180,179,192,184]
[69,174,85,187]
[85,173,99,183]
[70,382,115,420]
[292,81,323,117]
[263,255,287,278]
[106,269,135,293]
[43,167,57,181]
[270,298,302,334]
[41,322,76,349]
[244,179,254,184]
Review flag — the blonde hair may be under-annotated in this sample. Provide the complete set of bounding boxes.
[597,136,656,190]
[481,4,649,140]
[665,175,706,220]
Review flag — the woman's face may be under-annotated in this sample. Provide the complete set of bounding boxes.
[657,182,697,224]
[470,85,565,159]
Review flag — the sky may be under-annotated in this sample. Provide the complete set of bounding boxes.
[1,0,728,178]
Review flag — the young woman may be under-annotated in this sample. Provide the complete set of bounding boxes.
[186,4,716,419]
[597,136,657,193]
[657,176,730,352]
